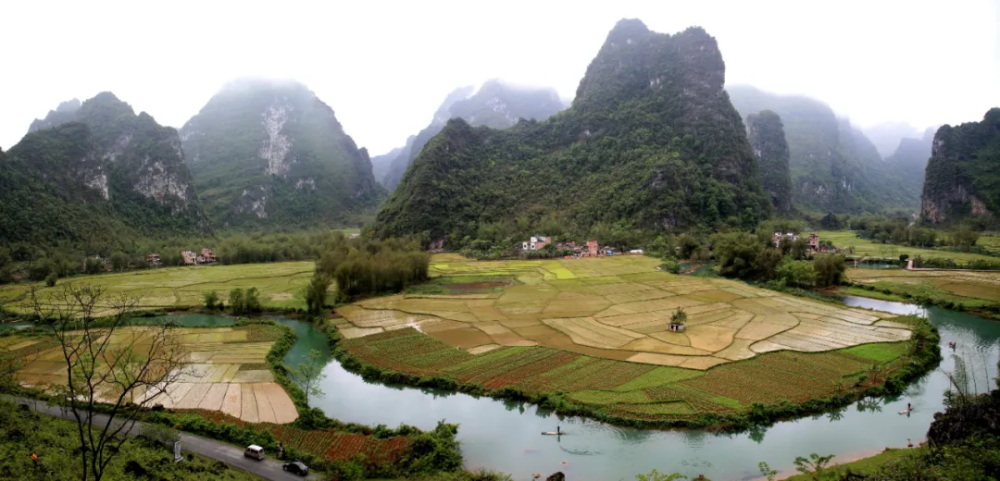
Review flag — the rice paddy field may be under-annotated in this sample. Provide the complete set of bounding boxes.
[846,267,1000,308]
[5,323,299,424]
[0,262,315,313]
[335,254,918,421]
[817,230,999,264]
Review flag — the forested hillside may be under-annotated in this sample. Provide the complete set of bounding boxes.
[0,93,207,245]
[728,85,921,213]
[745,110,792,212]
[376,20,770,243]
[180,79,384,229]
[378,80,565,190]
[921,108,1000,223]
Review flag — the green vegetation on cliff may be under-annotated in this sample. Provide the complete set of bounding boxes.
[0,93,207,246]
[746,110,792,212]
[379,80,565,190]
[180,79,385,229]
[921,108,1000,224]
[376,20,770,242]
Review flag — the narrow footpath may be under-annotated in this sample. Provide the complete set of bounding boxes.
[2,395,320,481]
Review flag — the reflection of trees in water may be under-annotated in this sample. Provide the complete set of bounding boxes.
[856,396,883,413]
[502,398,526,414]
[748,424,767,443]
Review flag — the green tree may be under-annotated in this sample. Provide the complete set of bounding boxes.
[793,453,835,481]
[670,308,687,326]
[202,291,219,310]
[245,287,262,313]
[289,349,328,402]
[228,288,246,314]
[775,258,815,287]
[45,272,58,287]
[758,462,777,481]
[813,254,847,288]
[305,274,332,316]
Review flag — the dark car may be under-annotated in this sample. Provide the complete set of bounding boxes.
[283,461,309,476]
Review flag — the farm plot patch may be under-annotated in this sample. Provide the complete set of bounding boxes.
[9,324,298,424]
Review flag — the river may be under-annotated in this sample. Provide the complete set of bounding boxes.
[156,300,1000,480]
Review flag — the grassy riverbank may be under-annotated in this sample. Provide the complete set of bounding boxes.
[782,448,919,480]
[843,268,1000,318]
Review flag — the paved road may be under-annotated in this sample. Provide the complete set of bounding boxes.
[3,395,320,481]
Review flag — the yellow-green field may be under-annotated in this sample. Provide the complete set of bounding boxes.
[335,254,922,422]
[817,230,998,263]
[341,254,910,369]
[846,268,1000,307]
[0,262,315,313]
[5,324,298,424]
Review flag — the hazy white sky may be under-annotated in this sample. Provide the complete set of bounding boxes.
[1,0,997,155]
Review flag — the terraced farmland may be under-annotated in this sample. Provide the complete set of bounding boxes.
[335,254,923,421]
[9,324,298,424]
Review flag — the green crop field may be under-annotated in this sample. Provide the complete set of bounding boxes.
[817,230,998,264]
[335,254,925,422]
[846,268,1000,309]
[0,261,315,313]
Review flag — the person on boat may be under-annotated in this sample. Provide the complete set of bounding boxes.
[557,425,560,435]
[907,403,912,412]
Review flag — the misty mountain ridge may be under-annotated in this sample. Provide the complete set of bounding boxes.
[179,78,384,229]
[377,79,566,190]
[1,92,207,245]
[727,85,923,213]
[375,19,770,242]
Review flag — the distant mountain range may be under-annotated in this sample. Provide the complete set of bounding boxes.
[727,85,924,213]
[376,79,566,190]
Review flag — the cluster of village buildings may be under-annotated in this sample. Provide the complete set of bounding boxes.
[771,232,835,254]
[146,248,217,267]
[520,236,643,258]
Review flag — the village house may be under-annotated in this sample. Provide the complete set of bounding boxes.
[808,233,820,252]
[200,248,217,263]
[521,236,552,251]
[146,253,161,267]
[181,250,198,266]
[585,240,599,257]
[81,255,111,272]
[773,232,800,248]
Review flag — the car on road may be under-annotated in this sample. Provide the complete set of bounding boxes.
[283,461,309,476]
[244,445,264,461]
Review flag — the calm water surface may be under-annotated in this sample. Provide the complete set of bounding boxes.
[153,301,999,481]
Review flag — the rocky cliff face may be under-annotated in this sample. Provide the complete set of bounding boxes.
[746,110,792,212]
[375,20,769,241]
[180,79,384,227]
[0,93,206,244]
[379,80,564,190]
[921,108,1000,223]
[728,85,921,212]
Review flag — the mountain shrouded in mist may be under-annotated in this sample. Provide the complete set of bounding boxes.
[0,93,206,245]
[921,108,1000,223]
[375,19,770,242]
[180,79,384,228]
[745,110,792,212]
[378,80,565,190]
[727,85,921,212]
